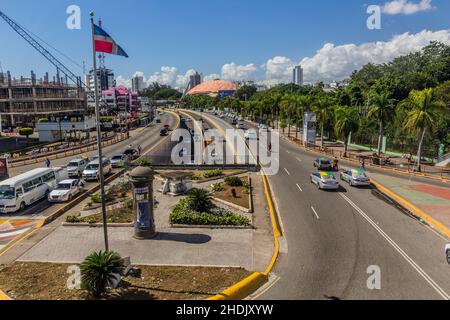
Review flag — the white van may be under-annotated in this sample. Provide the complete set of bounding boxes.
[82,157,112,181]
[0,168,59,213]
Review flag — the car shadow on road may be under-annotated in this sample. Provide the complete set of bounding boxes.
[150,232,212,244]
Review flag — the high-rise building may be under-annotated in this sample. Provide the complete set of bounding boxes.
[293,65,304,86]
[189,72,202,90]
[132,75,145,93]
[85,67,115,109]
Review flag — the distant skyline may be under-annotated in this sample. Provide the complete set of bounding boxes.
[0,0,449,90]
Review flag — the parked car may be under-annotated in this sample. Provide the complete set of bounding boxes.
[445,243,450,264]
[314,157,333,171]
[155,118,161,123]
[111,154,127,168]
[82,157,112,181]
[340,169,371,187]
[66,159,88,178]
[236,122,245,130]
[48,179,84,203]
[310,172,339,190]
[231,119,237,125]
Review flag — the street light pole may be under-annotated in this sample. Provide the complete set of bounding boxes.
[90,11,109,252]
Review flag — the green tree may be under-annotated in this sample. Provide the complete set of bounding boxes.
[368,91,395,156]
[313,96,334,148]
[334,106,359,157]
[401,88,445,171]
[80,250,124,298]
[19,127,34,146]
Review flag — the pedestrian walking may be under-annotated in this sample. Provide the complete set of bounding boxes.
[360,159,366,171]
[45,158,51,168]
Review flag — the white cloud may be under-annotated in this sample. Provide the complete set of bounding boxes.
[382,0,434,15]
[116,29,450,88]
[220,63,257,81]
[300,29,450,82]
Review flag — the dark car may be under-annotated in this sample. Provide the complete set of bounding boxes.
[155,118,161,123]
[123,148,140,160]
[160,128,168,136]
[313,157,333,170]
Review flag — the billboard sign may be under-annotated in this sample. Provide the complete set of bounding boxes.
[303,112,317,147]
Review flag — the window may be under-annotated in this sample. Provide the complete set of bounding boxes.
[32,178,43,186]
[23,181,34,193]
[43,172,56,183]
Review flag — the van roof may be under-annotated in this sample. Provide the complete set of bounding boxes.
[0,168,54,187]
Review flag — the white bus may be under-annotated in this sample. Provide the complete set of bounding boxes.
[0,168,62,213]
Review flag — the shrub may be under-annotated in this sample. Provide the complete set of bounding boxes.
[19,127,34,137]
[242,179,250,194]
[66,215,81,223]
[80,251,124,298]
[224,176,243,187]
[203,169,223,179]
[139,157,152,167]
[185,188,213,213]
[211,182,225,192]
[91,192,115,204]
[169,199,250,226]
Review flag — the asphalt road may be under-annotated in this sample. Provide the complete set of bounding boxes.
[202,112,450,300]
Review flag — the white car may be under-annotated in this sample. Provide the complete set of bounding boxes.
[67,159,88,178]
[244,130,258,140]
[446,243,450,264]
[48,179,84,203]
[310,172,340,190]
[236,122,245,130]
[82,157,112,181]
[340,169,371,187]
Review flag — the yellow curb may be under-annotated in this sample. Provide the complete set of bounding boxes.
[191,111,281,300]
[371,178,450,239]
[0,289,11,300]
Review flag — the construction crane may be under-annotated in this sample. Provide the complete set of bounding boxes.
[0,10,109,112]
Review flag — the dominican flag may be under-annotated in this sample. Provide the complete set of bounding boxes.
[93,24,128,58]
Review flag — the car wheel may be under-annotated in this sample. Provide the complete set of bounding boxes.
[317,183,321,190]
[446,251,450,264]
[20,202,26,211]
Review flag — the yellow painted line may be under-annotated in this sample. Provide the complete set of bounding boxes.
[0,288,11,300]
[371,178,450,239]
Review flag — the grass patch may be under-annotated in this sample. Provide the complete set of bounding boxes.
[0,262,251,300]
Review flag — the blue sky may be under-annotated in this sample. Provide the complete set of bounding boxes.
[0,0,449,88]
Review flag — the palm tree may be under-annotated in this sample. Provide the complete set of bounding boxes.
[313,96,334,148]
[81,250,124,298]
[185,188,213,212]
[402,88,444,171]
[368,91,394,156]
[334,106,359,157]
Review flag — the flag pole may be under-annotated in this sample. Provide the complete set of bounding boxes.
[90,11,109,252]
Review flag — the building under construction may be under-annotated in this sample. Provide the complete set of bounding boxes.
[0,70,88,128]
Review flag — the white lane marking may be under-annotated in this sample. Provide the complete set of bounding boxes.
[296,157,302,162]
[286,150,291,154]
[296,184,303,192]
[311,206,320,220]
[284,168,291,176]
[339,192,449,300]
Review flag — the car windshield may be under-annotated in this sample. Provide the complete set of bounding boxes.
[55,183,72,190]
[112,155,123,160]
[321,160,331,165]
[124,149,134,155]
[86,164,98,170]
[0,185,14,199]
[68,161,79,167]
[321,174,335,180]
[354,172,368,178]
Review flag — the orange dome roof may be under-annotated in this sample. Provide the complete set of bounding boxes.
[187,79,240,96]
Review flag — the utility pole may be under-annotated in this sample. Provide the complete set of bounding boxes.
[90,11,109,252]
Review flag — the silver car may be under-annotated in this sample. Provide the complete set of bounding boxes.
[340,169,371,187]
[310,172,339,190]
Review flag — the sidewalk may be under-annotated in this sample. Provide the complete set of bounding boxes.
[370,172,450,234]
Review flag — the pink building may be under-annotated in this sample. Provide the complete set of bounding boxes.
[102,85,141,114]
